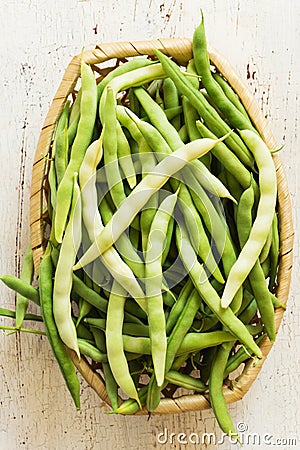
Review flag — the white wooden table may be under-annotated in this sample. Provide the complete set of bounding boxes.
[0,1,299,449]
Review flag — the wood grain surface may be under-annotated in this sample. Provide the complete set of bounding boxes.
[0,1,299,449]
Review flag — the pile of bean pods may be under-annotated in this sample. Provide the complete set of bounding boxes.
[0,13,283,440]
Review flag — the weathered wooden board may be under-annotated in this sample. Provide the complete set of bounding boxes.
[0,1,299,449]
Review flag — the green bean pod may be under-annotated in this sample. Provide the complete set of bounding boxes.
[53,173,81,357]
[209,342,239,441]
[97,58,158,101]
[106,282,141,406]
[75,320,93,341]
[111,386,148,414]
[192,12,254,133]
[165,279,193,335]
[212,72,250,119]
[0,275,39,305]
[54,60,97,243]
[269,212,280,290]
[153,48,254,169]
[0,308,42,322]
[76,296,92,327]
[195,120,252,190]
[53,101,70,185]
[176,224,262,358]
[182,97,211,168]
[165,289,202,373]
[146,373,161,412]
[85,317,149,337]
[236,179,276,341]
[77,338,107,362]
[68,89,82,146]
[162,77,181,130]
[260,226,273,264]
[132,87,235,200]
[74,135,227,269]
[145,191,178,386]
[15,244,34,329]
[90,327,107,353]
[78,130,146,309]
[102,362,119,410]
[116,121,137,189]
[39,244,80,409]
[221,130,277,308]
[100,196,145,280]
[224,334,265,379]
[165,370,207,392]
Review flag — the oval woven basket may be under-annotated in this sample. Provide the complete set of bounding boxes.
[30,38,294,414]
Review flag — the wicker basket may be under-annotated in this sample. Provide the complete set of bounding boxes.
[29,38,294,414]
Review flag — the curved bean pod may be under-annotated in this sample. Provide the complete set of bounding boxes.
[164,370,207,392]
[269,213,280,290]
[97,58,158,101]
[68,90,82,147]
[55,61,97,243]
[39,244,80,409]
[74,135,227,270]
[176,224,262,358]
[133,86,235,200]
[0,308,42,322]
[221,130,277,308]
[77,338,107,362]
[102,87,127,208]
[224,334,265,379]
[111,386,148,415]
[116,121,136,189]
[145,191,178,386]
[0,274,39,305]
[209,343,239,441]
[163,77,181,130]
[78,130,146,309]
[153,48,254,169]
[212,72,250,119]
[106,282,141,406]
[53,173,81,357]
[236,179,276,341]
[122,330,237,356]
[15,244,34,329]
[53,101,70,185]
[193,12,254,132]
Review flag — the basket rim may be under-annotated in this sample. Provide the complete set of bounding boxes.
[29,37,294,415]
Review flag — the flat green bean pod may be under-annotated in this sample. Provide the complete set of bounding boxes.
[209,343,240,442]
[53,173,81,358]
[153,48,254,169]
[176,224,262,358]
[145,191,178,386]
[54,60,97,243]
[15,244,34,329]
[106,282,141,406]
[78,129,146,309]
[221,130,277,308]
[236,177,276,341]
[74,135,228,269]
[0,275,39,305]
[39,244,80,409]
[193,12,255,133]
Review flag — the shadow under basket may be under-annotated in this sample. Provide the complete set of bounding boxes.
[29,38,294,414]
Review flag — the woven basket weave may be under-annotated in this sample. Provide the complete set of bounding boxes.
[29,38,294,414]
